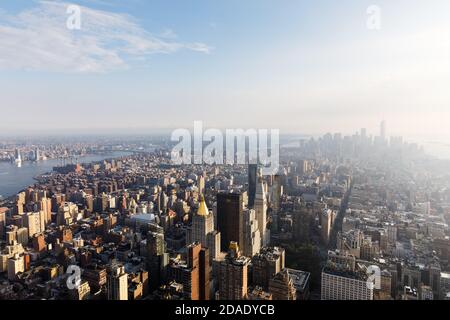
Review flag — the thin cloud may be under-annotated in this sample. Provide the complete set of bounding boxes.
[0,1,212,73]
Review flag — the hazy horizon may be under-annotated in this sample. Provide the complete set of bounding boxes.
[1,0,450,140]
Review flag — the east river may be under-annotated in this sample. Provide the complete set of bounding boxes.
[0,151,132,199]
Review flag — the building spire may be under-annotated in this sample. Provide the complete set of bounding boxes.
[197,194,209,216]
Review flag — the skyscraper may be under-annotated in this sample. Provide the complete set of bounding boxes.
[248,164,258,208]
[243,209,261,257]
[24,212,44,238]
[321,266,373,300]
[197,175,206,195]
[107,264,128,300]
[0,207,7,239]
[170,242,211,300]
[147,224,169,289]
[218,242,250,300]
[14,149,21,165]
[217,192,244,252]
[199,247,211,300]
[298,160,309,175]
[187,196,212,246]
[7,254,24,281]
[39,198,52,226]
[186,196,220,260]
[184,242,201,300]
[271,173,283,213]
[254,181,268,247]
[269,269,297,300]
[34,148,40,162]
[252,247,285,289]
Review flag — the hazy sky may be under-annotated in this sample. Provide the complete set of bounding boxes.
[1,0,450,140]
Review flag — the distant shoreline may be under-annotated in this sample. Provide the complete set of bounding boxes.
[0,151,133,201]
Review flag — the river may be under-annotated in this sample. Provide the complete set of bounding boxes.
[0,151,132,199]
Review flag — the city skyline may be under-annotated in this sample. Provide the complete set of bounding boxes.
[1,0,450,139]
[1,129,449,302]
[3,0,450,309]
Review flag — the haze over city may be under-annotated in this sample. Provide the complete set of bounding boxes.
[1,0,450,140]
[2,0,450,309]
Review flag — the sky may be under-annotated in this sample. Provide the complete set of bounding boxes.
[1,0,450,141]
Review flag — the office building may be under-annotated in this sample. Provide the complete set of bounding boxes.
[327,250,356,271]
[70,281,91,300]
[146,225,169,289]
[252,247,285,289]
[184,242,201,300]
[24,212,44,238]
[186,196,220,261]
[248,164,257,208]
[199,247,210,300]
[181,243,211,300]
[242,209,261,257]
[271,174,283,213]
[321,265,373,300]
[8,254,24,281]
[217,192,244,252]
[218,242,250,300]
[254,181,269,247]
[337,229,364,258]
[107,264,128,300]
[268,269,297,300]
[285,268,311,300]
[83,265,107,293]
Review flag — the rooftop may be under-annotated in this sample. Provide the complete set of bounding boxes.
[285,268,310,291]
